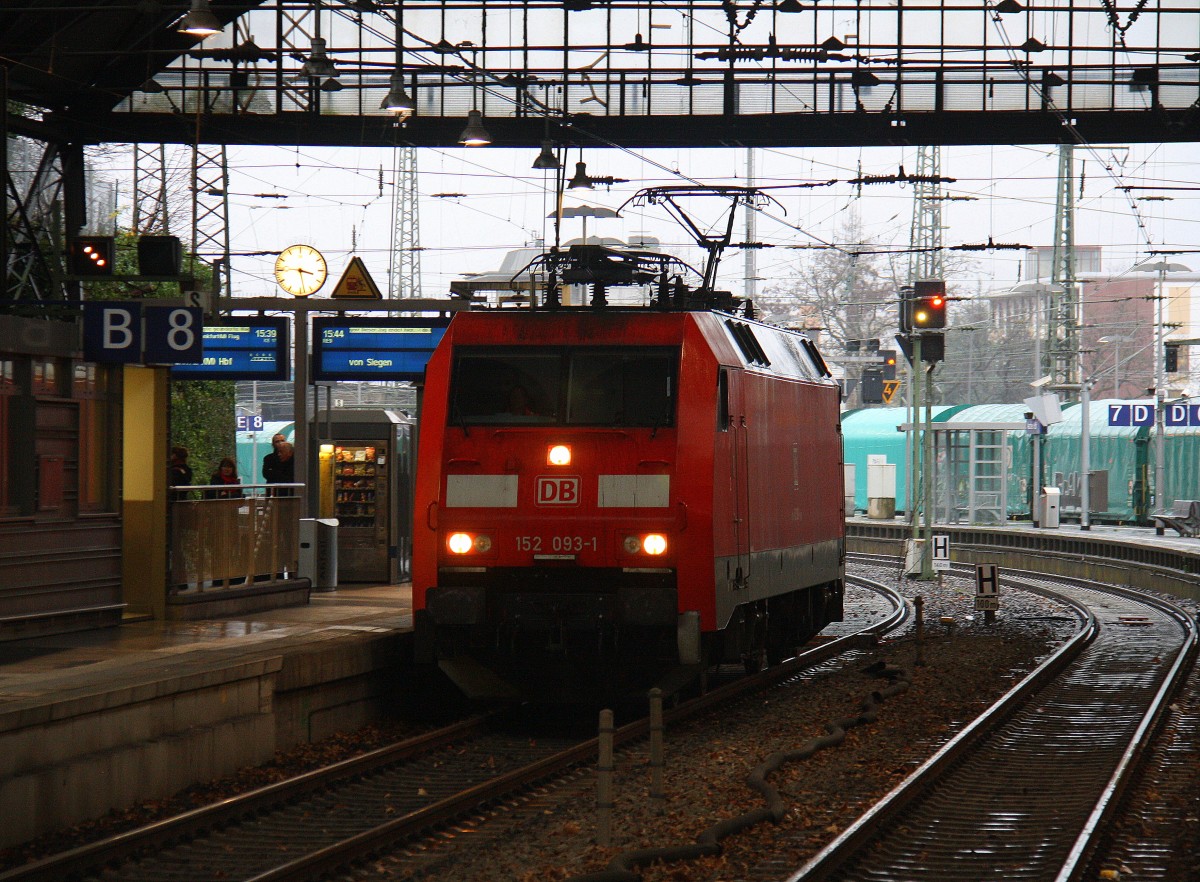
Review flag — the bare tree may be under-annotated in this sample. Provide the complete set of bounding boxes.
[936,289,1040,405]
[760,211,898,350]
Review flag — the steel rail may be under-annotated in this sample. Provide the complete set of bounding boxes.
[787,566,1195,882]
[787,569,1097,882]
[0,713,503,882]
[1055,577,1198,882]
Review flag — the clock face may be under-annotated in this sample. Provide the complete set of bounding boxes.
[274,244,327,296]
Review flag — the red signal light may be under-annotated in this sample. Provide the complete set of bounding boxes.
[69,236,116,276]
[911,280,947,330]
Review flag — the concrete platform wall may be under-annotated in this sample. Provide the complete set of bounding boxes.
[0,631,407,849]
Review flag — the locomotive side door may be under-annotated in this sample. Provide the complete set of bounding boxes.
[720,367,751,590]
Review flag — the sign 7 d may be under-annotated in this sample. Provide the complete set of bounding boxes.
[1107,403,1155,427]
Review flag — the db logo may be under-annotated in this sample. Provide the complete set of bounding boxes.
[536,476,581,506]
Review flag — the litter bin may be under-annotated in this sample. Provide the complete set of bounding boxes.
[299,518,339,591]
[1040,487,1061,529]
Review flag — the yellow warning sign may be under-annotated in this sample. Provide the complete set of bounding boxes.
[881,380,901,404]
[331,256,383,299]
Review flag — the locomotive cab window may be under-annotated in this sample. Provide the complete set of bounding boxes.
[451,352,560,424]
[450,347,677,427]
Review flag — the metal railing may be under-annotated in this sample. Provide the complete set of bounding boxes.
[168,483,303,595]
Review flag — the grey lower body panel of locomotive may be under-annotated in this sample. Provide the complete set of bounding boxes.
[712,537,844,629]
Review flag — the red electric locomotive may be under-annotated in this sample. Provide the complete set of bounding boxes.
[413,245,844,700]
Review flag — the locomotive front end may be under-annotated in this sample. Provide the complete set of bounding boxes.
[414,314,694,699]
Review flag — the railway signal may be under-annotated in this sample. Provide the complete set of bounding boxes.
[898,285,915,333]
[880,349,898,380]
[896,332,944,364]
[861,367,884,403]
[911,280,947,329]
[1165,343,1178,372]
[900,281,949,332]
[69,236,115,276]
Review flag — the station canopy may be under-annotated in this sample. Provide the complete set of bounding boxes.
[2,1,1198,149]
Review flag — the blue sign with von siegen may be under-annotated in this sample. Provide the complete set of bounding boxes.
[312,317,449,381]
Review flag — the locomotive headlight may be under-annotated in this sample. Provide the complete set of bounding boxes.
[447,532,474,554]
[624,534,668,555]
[447,532,493,554]
[625,533,669,556]
[547,444,572,466]
[642,533,668,555]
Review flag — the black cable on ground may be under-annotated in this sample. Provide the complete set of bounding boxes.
[566,665,912,882]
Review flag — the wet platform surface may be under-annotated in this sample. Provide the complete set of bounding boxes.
[0,584,412,703]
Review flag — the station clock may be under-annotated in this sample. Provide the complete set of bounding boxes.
[274,244,327,297]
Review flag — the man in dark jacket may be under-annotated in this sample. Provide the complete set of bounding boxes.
[262,435,295,491]
[168,446,194,488]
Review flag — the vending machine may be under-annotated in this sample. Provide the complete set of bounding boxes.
[333,442,387,581]
[312,410,414,583]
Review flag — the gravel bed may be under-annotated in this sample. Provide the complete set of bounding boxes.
[361,567,1079,881]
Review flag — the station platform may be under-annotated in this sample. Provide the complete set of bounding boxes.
[0,583,414,849]
[0,583,412,693]
[848,515,1200,605]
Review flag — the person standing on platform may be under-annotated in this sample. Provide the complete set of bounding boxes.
[206,457,243,499]
[263,433,287,480]
[168,446,194,488]
[263,437,295,495]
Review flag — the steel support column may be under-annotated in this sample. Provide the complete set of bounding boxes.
[191,144,231,295]
[389,145,422,298]
[1049,144,1080,394]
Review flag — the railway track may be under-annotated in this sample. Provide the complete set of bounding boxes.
[0,577,905,882]
[788,566,1197,882]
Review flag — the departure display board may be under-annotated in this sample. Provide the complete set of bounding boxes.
[172,317,289,380]
[312,317,450,381]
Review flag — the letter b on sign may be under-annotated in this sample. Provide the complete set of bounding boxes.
[537,476,580,505]
[83,302,143,363]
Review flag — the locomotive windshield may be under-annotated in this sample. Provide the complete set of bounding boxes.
[450,347,678,427]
